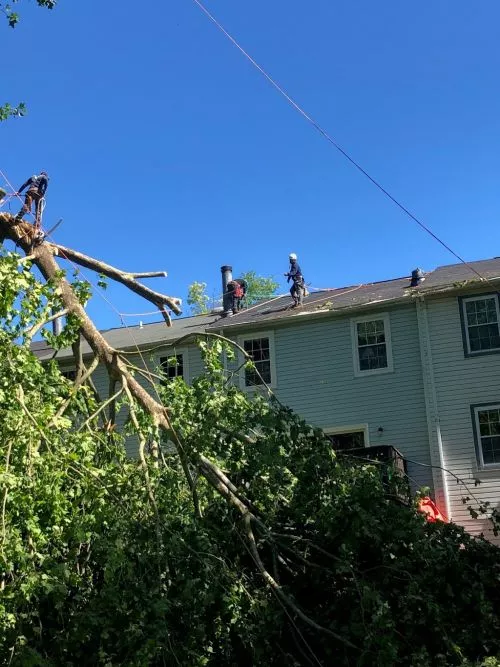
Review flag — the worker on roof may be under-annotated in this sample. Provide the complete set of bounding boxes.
[16,171,49,227]
[227,278,247,314]
[285,253,306,307]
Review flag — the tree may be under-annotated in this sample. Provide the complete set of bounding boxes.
[187,271,279,316]
[240,270,279,305]
[1,0,55,120]
[0,212,499,665]
[187,280,210,315]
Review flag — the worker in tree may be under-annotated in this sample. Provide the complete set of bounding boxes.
[227,278,247,314]
[285,252,306,307]
[15,171,49,226]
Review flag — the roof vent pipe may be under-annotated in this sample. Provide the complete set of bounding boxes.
[410,268,424,288]
[221,265,233,317]
[52,309,62,336]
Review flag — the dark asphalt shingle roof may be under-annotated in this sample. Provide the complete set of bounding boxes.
[33,312,219,362]
[32,257,500,360]
[209,257,500,331]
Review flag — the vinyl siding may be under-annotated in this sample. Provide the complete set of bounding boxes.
[426,292,500,540]
[232,305,433,492]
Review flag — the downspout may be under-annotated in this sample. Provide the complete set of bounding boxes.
[416,295,451,520]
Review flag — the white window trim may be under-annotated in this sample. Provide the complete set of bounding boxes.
[157,346,190,382]
[238,331,277,390]
[350,312,394,377]
[324,424,370,447]
[462,295,500,355]
[473,404,500,469]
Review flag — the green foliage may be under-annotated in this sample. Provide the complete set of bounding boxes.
[1,0,55,28]
[187,281,210,315]
[0,252,499,665]
[0,102,26,122]
[1,0,56,121]
[240,270,279,305]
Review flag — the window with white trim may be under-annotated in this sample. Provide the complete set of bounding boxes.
[160,354,184,381]
[461,295,500,354]
[351,314,393,376]
[241,334,275,388]
[472,404,500,467]
[61,368,76,381]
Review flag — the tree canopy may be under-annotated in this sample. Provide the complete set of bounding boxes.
[0,242,499,665]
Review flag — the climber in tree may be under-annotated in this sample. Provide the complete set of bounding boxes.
[16,171,49,226]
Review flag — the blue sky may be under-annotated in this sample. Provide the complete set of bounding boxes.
[2,0,500,329]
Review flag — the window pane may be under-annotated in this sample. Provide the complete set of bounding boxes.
[478,408,500,464]
[160,354,184,381]
[327,431,365,450]
[357,320,385,346]
[481,436,500,465]
[244,338,271,387]
[359,343,387,371]
[468,324,500,352]
[466,298,500,352]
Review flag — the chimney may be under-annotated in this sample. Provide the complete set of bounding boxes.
[221,265,233,317]
[52,309,62,336]
[410,268,424,288]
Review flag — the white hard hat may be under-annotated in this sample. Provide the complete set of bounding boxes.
[289,252,297,260]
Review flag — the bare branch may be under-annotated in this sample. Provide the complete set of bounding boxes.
[24,308,68,342]
[49,355,100,426]
[48,241,181,322]
[130,271,167,279]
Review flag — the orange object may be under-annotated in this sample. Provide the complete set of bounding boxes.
[418,496,446,523]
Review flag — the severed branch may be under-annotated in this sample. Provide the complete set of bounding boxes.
[48,241,182,324]
[0,213,352,647]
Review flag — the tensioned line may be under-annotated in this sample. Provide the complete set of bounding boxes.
[191,0,487,283]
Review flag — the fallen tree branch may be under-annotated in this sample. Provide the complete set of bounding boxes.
[48,241,181,324]
[0,212,353,648]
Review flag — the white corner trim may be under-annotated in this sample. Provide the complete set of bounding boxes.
[350,312,394,377]
[237,330,277,390]
[416,297,451,520]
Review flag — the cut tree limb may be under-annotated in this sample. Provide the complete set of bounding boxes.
[49,241,182,323]
[0,213,352,648]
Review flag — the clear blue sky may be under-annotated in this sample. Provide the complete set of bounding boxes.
[2,0,500,329]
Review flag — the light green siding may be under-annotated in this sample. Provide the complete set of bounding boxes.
[227,304,433,492]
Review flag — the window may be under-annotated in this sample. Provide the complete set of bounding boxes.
[160,354,184,381]
[240,333,276,388]
[351,314,393,376]
[61,369,76,381]
[472,404,500,467]
[325,425,369,451]
[460,295,500,355]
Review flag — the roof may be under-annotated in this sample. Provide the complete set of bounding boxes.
[207,256,500,331]
[31,256,500,360]
[32,312,218,362]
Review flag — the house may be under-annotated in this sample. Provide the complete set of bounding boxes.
[33,257,500,541]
